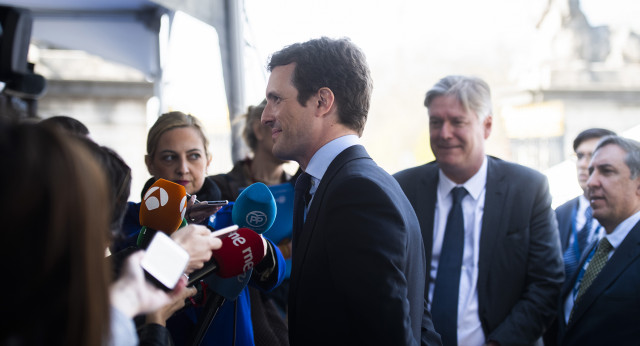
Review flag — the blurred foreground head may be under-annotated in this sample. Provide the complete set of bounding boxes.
[0,122,112,345]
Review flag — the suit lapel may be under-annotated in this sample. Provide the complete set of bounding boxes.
[567,221,640,327]
[558,240,597,328]
[418,165,439,288]
[289,145,369,286]
[478,157,509,291]
[559,198,580,250]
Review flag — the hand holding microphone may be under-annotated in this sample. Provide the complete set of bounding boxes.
[171,224,223,274]
[181,183,284,345]
[188,226,266,284]
[185,194,228,224]
[145,284,198,327]
[176,226,267,317]
[110,250,189,318]
[210,182,278,257]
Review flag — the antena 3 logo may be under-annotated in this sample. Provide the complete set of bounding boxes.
[144,186,187,219]
[144,186,168,210]
[246,211,267,229]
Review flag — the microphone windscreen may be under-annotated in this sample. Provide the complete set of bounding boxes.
[203,270,253,301]
[232,182,277,234]
[139,178,187,234]
[212,227,265,278]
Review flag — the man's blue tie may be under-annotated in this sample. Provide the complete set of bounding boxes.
[578,206,593,250]
[563,206,593,278]
[292,172,312,246]
[431,186,467,346]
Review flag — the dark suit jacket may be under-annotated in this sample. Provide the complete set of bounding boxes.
[556,220,640,345]
[288,145,441,346]
[394,156,564,345]
[555,197,580,251]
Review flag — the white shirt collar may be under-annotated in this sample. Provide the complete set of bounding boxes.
[606,210,640,249]
[437,156,488,200]
[305,134,360,183]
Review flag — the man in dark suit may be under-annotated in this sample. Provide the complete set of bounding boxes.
[394,75,564,346]
[555,128,615,279]
[556,135,640,345]
[261,37,441,346]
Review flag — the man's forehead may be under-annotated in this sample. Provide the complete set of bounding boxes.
[267,65,296,89]
[591,144,626,167]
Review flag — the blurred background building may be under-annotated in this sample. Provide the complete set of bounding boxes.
[3,0,639,206]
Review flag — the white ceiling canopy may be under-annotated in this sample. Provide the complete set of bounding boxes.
[1,0,247,161]
[4,0,168,80]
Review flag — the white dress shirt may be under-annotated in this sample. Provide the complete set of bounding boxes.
[429,156,488,346]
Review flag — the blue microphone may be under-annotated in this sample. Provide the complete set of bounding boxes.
[229,182,277,234]
[192,183,278,302]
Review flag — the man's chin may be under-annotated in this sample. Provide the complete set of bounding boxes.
[435,155,463,168]
[272,147,292,162]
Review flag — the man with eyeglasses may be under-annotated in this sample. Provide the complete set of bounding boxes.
[556,128,616,279]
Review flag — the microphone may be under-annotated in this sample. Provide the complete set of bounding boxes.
[177,227,265,316]
[195,182,277,299]
[230,182,277,234]
[137,178,187,248]
[187,227,266,283]
[186,184,277,346]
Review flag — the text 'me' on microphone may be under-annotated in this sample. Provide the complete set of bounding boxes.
[188,227,266,283]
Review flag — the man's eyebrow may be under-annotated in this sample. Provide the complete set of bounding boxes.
[590,163,614,171]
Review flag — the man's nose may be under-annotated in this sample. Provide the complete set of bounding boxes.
[261,105,274,127]
[439,121,453,139]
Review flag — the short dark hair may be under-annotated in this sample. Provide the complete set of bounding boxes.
[267,37,372,136]
[573,128,616,152]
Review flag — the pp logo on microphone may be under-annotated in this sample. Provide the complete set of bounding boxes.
[246,211,267,229]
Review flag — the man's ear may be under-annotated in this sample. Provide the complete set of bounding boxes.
[483,115,493,139]
[316,87,335,117]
